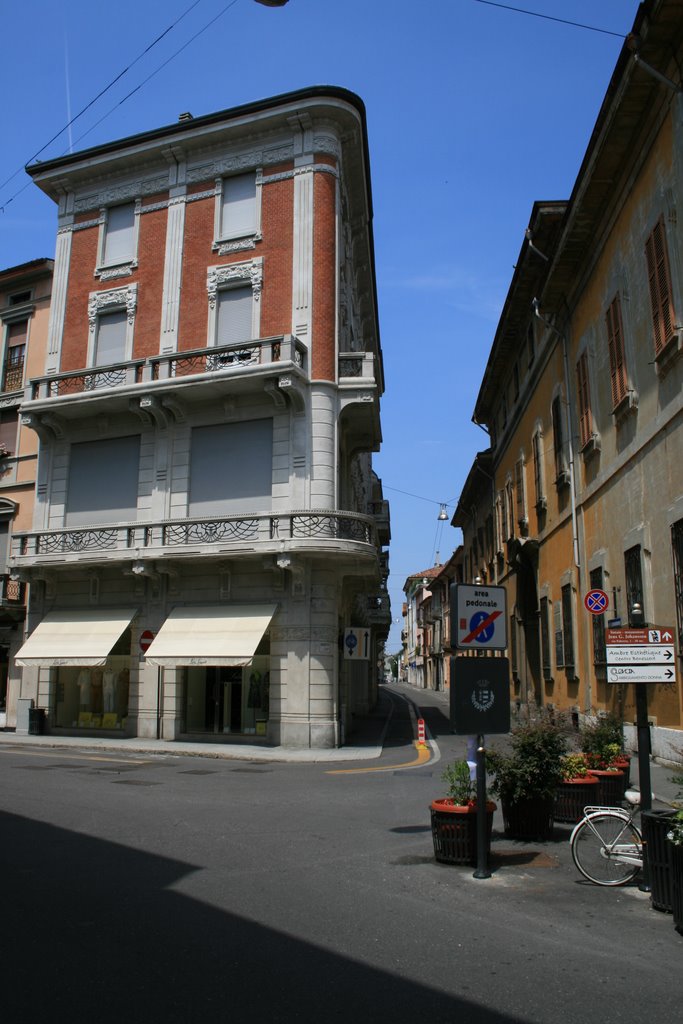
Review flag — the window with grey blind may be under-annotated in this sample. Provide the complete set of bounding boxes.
[561,584,574,672]
[65,435,140,527]
[94,309,127,365]
[216,286,253,346]
[220,174,256,238]
[103,203,135,265]
[0,411,18,454]
[189,419,272,517]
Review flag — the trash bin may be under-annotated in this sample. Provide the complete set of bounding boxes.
[28,707,46,736]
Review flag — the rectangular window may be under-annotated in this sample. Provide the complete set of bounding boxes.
[3,320,27,391]
[672,519,683,655]
[590,567,607,676]
[553,600,564,669]
[8,290,31,306]
[576,351,592,449]
[216,286,253,346]
[189,419,273,517]
[103,203,135,266]
[515,458,526,525]
[624,545,644,623]
[499,490,508,545]
[95,309,127,366]
[540,596,552,680]
[66,436,140,527]
[605,293,628,409]
[561,584,574,672]
[645,217,676,355]
[220,174,256,239]
[551,396,567,482]
[532,431,545,509]
[0,410,18,455]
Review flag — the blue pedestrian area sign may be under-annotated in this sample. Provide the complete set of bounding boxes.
[451,584,508,651]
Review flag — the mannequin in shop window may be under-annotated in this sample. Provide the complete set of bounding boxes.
[77,670,91,709]
[102,666,118,713]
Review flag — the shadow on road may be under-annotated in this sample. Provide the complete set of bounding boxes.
[1,809,535,1024]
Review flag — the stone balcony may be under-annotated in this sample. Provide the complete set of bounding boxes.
[10,508,379,573]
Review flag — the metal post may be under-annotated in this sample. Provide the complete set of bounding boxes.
[473,734,491,879]
[635,682,651,892]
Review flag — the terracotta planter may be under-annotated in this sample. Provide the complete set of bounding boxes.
[554,775,600,824]
[641,810,675,913]
[430,799,496,865]
[587,769,625,806]
[501,796,555,841]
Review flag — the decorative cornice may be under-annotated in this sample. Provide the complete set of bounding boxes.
[213,237,258,255]
[206,259,263,309]
[73,175,169,214]
[88,284,138,332]
[186,145,293,184]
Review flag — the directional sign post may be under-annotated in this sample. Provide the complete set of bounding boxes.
[605,626,677,685]
[343,627,370,660]
[451,584,507,651]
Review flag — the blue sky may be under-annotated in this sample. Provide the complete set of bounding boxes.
[0,0,641,650]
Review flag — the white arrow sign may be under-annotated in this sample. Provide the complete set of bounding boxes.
[606,664,677,684]
[606,645,675,665]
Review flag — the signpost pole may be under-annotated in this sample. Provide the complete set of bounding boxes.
[635,682,652,892]
[473,734,491,879]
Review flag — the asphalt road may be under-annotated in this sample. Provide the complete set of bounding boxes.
[1,686,680,1024]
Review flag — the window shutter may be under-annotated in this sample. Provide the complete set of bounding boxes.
[645,218,676,354]
[95,310,127,366]
[221,174,256,238]
[605,294,627,408]
[515,458,525,522]
[576,352,591,448]
[216,287,253,345]
[553,600,564,668]
[103,203,135,265]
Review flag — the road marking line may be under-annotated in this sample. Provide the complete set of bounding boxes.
[0,748,150,765]
[326,742,432,775]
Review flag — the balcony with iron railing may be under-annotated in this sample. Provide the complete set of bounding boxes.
[10,508,379,571]
[22,338,378,410]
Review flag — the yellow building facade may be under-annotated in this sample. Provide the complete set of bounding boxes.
[459,1,683,761]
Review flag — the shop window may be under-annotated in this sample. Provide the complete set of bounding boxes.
[54,631,131,730]
[65,435,140,527]
[184,657,270,736]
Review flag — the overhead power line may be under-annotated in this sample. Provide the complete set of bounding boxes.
[473,0,626,40]
[0,0,205,205]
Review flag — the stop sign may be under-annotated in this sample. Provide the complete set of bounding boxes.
[139,629,155,654]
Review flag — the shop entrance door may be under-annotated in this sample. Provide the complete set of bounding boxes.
[204,667,243,733]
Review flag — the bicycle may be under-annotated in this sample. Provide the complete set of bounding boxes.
[570,789,645,886]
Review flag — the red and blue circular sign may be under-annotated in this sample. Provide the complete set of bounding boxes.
[584,589,609,615]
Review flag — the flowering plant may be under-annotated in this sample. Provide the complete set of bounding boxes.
[441,760,475,807]
[666,811,683,847]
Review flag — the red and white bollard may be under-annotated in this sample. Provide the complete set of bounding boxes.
[417,718,426,746]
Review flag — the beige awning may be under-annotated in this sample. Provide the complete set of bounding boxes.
[144,604,277,668]
[15,608,137,668]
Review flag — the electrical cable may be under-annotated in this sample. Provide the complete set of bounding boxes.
[473,1,626,40]
[0,0,205,205]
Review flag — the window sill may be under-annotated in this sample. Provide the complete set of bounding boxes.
[212,232,261,255]
[654,329,682,376]
[580,433,601,460]
[612,389,638,424]
[95,260,137,281]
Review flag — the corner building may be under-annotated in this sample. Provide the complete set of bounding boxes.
[10,88,390,748]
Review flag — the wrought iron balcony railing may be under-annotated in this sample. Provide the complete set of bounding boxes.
[11,509,377,564]
[22,340,377,407]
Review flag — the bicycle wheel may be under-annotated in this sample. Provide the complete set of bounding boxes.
[571,812,642,885]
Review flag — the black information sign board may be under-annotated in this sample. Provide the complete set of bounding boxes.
[450,656,511,736]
